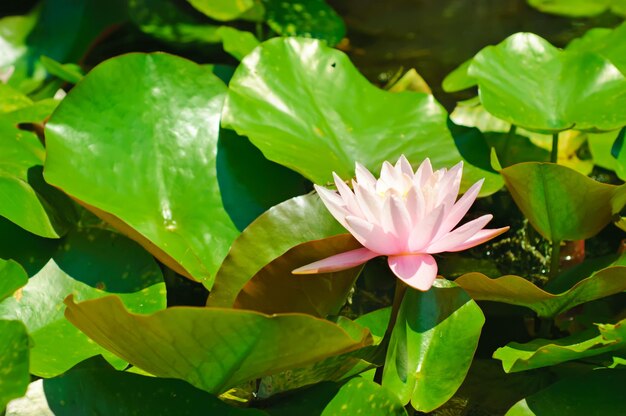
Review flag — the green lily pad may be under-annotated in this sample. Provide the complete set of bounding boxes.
[455,265,626,318]
[265,377,407,416]
[0,259,28,301]
[0,250,166,377]
[0,115,73,238]
[217,27,260,60]
[500,162,617,241]
[64,294,372,394]
[44,53,240,284]
[261,0,346,46]
[494,317,626,373]
[39,56,83,84]
[6,357,267,416]
[566,22,626,74]
[186,0,262,21]
[0,320,29,410]
[527,0,626,17]
[234,234,363,317]
[506,369,626,415]
[468,32,626,132]
[382,280,485,412]
[223,37,502,195]
[208,193,345,307]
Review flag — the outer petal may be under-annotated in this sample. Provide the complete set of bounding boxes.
[396,154,414,177]
[444,227,509,252]
[388,254,438,291]
[436,161,463,208]
[355,162,377,189]
[426,214,493,253]
[434,178,484,240]
[345,215,401,254]
[414,158,433,187]
[333,172,362,216]
[292,247,379,274]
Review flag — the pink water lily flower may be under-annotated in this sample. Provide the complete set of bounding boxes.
[293,156,509,291]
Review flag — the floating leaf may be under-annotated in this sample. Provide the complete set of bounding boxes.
[262,0,346,46]
[64,295,372,394]
[234,234,362,316]
[494,317,626,373]
[208,194,345,307]
[6,357,266,416]
[455,266,626,318]
[501,162,616,241]
[0,259,28,301]
[383,280,485,412]
[45,53,239,284]
[186,0,262,21]
[506,369,626,415]
[265,377,407,416]
[527,0,626,17]
[223,37,502,194]
[566,22,626,73]
[0,320,29,410]
[468,33,626,131]
[0,113,73,238]
[217,27,260,60]
[0,261,164,378]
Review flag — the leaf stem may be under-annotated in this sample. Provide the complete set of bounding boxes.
[373,280,407,384]
[550,132,559,163]
[549,239,561,280]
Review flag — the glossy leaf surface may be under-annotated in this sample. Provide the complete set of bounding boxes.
[0,320,29,411]
[455,266,626,318]
[383,280,485,412]
[469,33,626,131]
[0,263,163,378]
[494,317,626,373]
[45,53,239,284]
[0,259,28,301]
[501,162,616,241]
[223,37,502,194]
[208,194,345,306]
[64,295,372,394]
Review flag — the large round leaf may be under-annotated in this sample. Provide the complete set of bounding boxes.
[0,225,166,377]
[468,33,626,132]
[44,53,240,284]
[207,193,346,307]
[566,22,626,74]
[64,294,372,394]
[0,259,28,301]
[455,266,626,318]
[501,162,617,241]
[0,320,29,410]
[527,0,626,17]
[223,37,502,194]
[382,280,485,412]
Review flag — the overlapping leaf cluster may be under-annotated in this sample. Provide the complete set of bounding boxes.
[1,1,626,415]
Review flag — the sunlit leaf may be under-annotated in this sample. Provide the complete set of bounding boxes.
[0,259,28,301]
[0,226,166,377]
[494,317,626,373]
[468,33,626,131]
[64,295,372,394]
[223,37,502,194]
[186,0,261,21]
[383,280,484,412]
[0,320,29,410]
[501,162,617,241]
[45,53,239,284]
[455,266,626,318]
